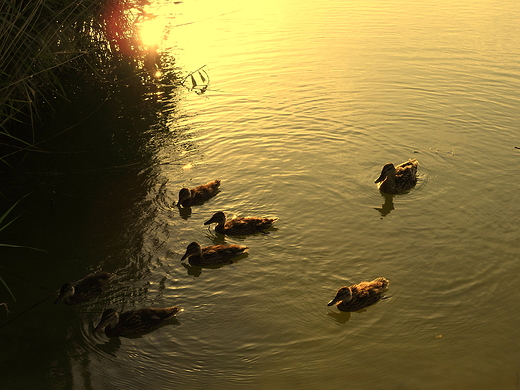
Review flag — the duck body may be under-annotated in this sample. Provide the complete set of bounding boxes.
[374,159,418,194]
[176,180,220,207]
[55,271,112,305]
[204,211,278,235]
[94,307,181,337]
[327,277,389,312]
[180,241,248,266]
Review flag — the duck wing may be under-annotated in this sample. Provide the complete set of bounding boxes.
[224,217,276,234]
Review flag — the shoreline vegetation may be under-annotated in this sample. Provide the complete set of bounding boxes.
[0,0,180,303]
[0,0,171,169]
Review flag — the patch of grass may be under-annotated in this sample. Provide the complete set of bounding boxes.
[0,0,159,166]
[0,194,47,302]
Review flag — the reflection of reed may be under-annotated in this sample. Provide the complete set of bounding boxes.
[374,194,395,217]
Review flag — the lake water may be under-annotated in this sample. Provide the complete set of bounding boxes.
[1,0,520,389]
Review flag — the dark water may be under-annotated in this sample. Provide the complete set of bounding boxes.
[2,0,520,389]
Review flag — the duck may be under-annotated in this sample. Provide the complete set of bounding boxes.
[175,180,221,207]
[54,271,112,305]
[94,307,181,337]
[204,211,278,235]
[327,277,389,312]
[374,159,418,194]
[180,241,248,266]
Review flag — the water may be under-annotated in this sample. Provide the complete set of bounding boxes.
[1,0,520,389]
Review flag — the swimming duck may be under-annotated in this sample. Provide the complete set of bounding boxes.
[175,180,221,207]
[54,271,112,305]
[204,211,278,235]
[94,307,181,337]
[327,277,389,312]
[180,241,248,266]
[374,159,418,194]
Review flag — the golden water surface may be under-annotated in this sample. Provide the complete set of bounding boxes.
[2,0,520,389]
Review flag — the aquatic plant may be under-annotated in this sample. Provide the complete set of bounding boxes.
[0,0,161,164]
[0,195,46,301]
[181,65,210,95]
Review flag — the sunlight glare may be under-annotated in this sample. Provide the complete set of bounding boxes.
[140,16,168,47]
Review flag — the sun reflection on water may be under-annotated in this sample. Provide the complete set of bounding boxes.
[139,15,168,48]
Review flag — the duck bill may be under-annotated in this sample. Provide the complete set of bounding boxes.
[180,251,190,261]
[93,322,105,333]
[203,217,216,225]
[374,172,386,183]
[327,297,340,306]
[54,296,63,305]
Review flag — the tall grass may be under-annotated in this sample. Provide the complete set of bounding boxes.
[0,194,47,302]
[0,0,156,164]
[0,0,166,301]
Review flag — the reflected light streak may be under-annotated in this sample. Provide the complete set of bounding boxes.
[139,16,168,48]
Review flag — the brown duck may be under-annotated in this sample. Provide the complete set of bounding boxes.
[374,159,418,194]
[180,241,248,266]
[54,271,112,305]
[175,180,220,207]
[94,307,181,337]
[204,211,278,235]
[327,277,389,312]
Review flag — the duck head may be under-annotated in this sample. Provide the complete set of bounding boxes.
[180,242,203,261]
[94,308,119,332]
[204,211,226,226]
[374,163,396,184]
[54,283,75,304]
[327,286,352,306]
[176,188,192,206]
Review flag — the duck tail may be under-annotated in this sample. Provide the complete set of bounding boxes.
[373,277,390,289]
[406,158,419,169]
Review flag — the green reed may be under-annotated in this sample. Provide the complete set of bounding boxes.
[0,0,159,301]
[0,194,48,302]
[0,0,154,157]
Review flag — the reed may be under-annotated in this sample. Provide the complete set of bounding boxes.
[0,0,159,298]
[0,0,155,158]
[0,194,47,301]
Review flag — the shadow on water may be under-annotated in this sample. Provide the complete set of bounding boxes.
[374,193,395,218]
[327,304,382,324]
[0,50,192,388]
[177,205,194,220]
[95,336,122,357]
[327,311,352,324]
[94,317,181,354]
[181,262,228,277]
[204,226,280,245]
[180,252,250,277]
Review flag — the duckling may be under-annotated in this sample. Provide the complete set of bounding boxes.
[175,180,221,207]
[204,211,278,235]
[94,307,181,337]
[327,277,389,312]
[54,271,112,305]
[180,241,248,266]
[374,159,418,194]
